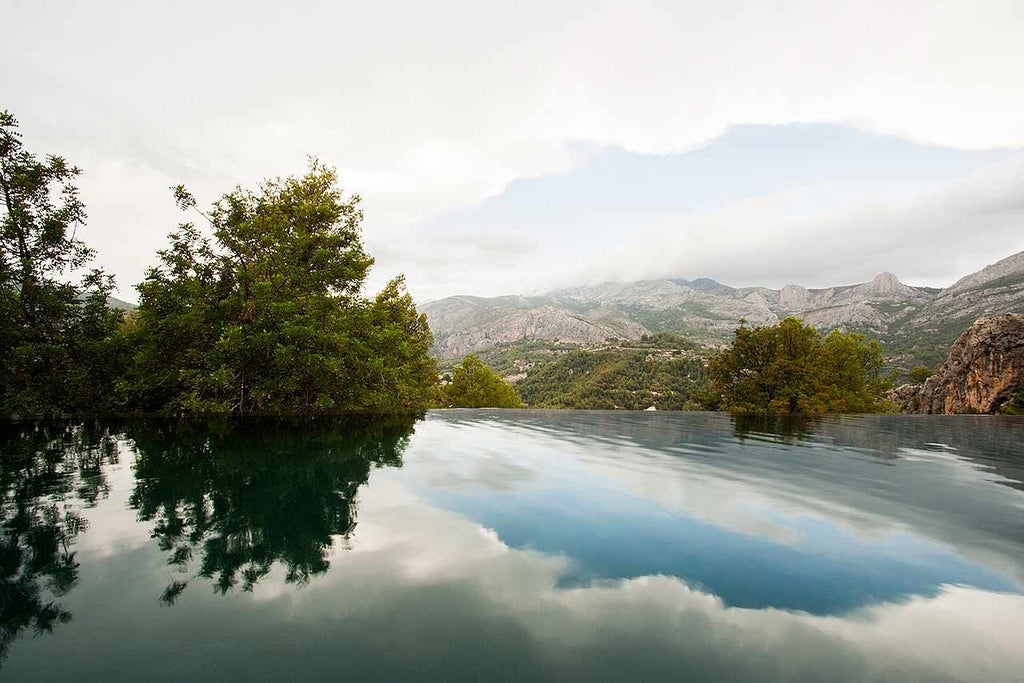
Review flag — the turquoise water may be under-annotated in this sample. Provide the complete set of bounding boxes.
[2,411,1022,681]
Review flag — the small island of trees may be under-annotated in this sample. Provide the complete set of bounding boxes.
[701,317,895,414]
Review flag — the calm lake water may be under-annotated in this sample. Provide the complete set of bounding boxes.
[2,411,1023,682]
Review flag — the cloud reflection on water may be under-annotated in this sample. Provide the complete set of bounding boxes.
[2,412,1023,682]
[388,412,1024,617]
[289,472,1024,683]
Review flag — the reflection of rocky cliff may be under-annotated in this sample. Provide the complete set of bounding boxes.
[125,417,416,603]
[0,423,120,662]
[897,314,1024,414]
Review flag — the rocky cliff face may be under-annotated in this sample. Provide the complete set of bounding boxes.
[908,314,1024,414]
[426,297,648,359]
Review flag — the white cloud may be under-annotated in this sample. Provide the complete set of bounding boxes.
[4,0,1024,299]
[612,157,1024,289]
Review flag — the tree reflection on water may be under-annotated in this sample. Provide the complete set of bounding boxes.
[0,422,120,661]
[0,415,417,663]
[125,416,416,604]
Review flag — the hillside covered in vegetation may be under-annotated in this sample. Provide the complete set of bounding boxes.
[514,335,705,410]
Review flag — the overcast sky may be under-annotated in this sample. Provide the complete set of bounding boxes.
[4,0,1024,302]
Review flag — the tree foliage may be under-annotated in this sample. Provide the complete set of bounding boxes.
[438,355,523,408]
[702,317,894,414]
[122,161,437,414]
[0,111,124,415]
[0,415,414,662]
[908,365,934,384]
[999,390,1024,415]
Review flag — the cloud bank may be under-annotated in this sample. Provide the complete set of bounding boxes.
[3,1,1024,299]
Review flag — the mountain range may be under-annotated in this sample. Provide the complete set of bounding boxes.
[422,249,1024,369]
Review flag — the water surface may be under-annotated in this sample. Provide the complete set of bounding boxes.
[2,411,1022,681]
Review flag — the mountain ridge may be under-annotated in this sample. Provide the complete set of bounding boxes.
[422,249,1024,369]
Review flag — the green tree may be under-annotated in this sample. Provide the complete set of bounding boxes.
[350,276,439,411]
[908,365,933,384]
[999,390,1024,415]
[703,317,894,414]
[0,110,123,415]
[123,160,437,414]
[817,329,893,412]
[439,355,524,408]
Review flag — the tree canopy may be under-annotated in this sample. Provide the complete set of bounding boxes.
[0,111,123,415]
[438,355,523,408]
[908,365,934,384]
[121,161,437,414]
[702,317,894,414]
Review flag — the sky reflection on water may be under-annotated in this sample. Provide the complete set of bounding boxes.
[402,412,1023,614]
[1,412,1023,682]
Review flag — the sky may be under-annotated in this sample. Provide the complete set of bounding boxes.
[4,0,1024,302]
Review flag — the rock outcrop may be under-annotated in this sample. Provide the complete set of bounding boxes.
[426,298,648,359]
[779,285,811,310]
[910,314,1024,414]
[889,383,921,413]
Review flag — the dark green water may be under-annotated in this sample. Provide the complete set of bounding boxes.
[2,411,1022,682]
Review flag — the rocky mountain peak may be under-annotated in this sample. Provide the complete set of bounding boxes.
[868,272,901,294]
[779,285,810,310]
[940,250,1024,297]
[688,278,735,296]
